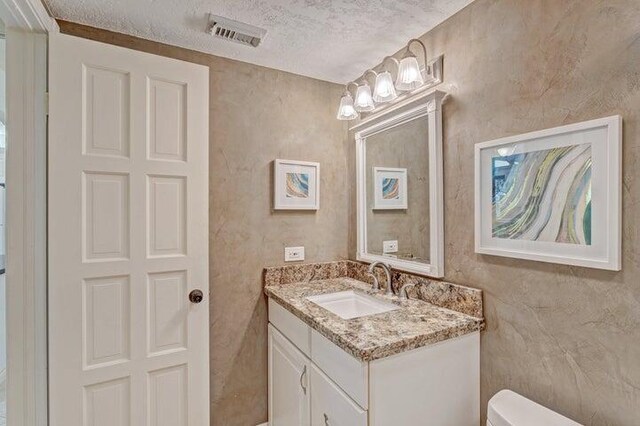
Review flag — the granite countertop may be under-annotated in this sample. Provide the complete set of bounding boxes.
[265,277,484,362]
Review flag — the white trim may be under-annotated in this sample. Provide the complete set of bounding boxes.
[349,85,448,132]
[5,29,49,426]
[1,3,52,426]
[474,115,622,270]
[0,0,58,32]
[355,91,446,277]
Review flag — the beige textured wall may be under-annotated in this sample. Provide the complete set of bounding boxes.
[365,117,430,262]
[350,1,640,424]
[58,0,640,423]
[57,21,349,426]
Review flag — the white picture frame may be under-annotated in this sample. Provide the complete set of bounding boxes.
[475,115,622,270]
[273,159,320,210]
[373,167,408,210]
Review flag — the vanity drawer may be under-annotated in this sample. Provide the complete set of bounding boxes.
[269,298,311,357]
[311,329,368,409]
[310,363,367,426]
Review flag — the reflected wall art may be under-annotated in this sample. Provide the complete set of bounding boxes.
[475,116,621,270]
[373,167,408,209]
[274,159,319,210]
[383,178,400,199]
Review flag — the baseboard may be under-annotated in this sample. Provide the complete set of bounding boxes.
[256,423,268,426]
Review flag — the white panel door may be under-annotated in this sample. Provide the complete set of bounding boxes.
[48,33,209,426]
[268,325,311,426]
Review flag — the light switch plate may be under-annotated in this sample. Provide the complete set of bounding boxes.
[284,246,305,262]
[383,240,398,253]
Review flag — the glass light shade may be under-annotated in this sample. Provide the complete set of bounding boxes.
[395,55,424,91]
[354,84,375,112]
[373,71,398,103]
[336,93,358,120]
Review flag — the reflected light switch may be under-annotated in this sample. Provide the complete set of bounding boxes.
[383,240,398,253]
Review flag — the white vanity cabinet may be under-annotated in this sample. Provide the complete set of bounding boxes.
[268,298,480,426]
[310,363,367,426]
[268,326,311,426]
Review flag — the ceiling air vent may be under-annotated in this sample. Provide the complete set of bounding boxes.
[206,14,267,48]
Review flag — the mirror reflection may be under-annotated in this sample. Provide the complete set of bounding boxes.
[365,116,430,264]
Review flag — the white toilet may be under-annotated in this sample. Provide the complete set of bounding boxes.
[487,390,582,426]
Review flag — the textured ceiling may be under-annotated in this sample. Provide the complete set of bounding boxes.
[44,0,473,83]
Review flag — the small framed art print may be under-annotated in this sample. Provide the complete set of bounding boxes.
[373,167,408,210]
[273,159,320,210]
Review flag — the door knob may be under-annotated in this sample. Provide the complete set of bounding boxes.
[189,289,204,303]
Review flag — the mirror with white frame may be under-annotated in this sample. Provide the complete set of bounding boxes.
[355,91,445,277]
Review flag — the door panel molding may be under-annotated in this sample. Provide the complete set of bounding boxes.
[48,33,209,426]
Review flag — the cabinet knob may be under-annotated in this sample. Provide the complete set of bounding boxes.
[189,289,204,304]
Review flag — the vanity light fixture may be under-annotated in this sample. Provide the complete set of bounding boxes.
[335,37,442,120]
[354,83,375,112]
[336,82,359,120]
[373,57,399,103]
[354,71,376,112]
[396,39,436,91]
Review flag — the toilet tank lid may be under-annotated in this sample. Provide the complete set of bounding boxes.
[488,390,582,426]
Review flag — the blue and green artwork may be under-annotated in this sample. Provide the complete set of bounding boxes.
[382,178,400,200]
[492,143,592,245]
[286,173,309,198]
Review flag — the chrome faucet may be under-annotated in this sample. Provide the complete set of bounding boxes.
[398,283,417,300]
[367,262,394,296]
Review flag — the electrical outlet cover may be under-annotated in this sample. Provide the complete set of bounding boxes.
[285,246,305,262]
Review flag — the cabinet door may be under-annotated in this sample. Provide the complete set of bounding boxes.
[310,364,367,426]
[269,325,311,426]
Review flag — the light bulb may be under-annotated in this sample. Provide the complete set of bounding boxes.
[336,92,358,120]
[373,71,398,103]
[395,54,424,91]
[354,84,375,112]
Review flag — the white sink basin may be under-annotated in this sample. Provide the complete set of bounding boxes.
[306,290,399,320]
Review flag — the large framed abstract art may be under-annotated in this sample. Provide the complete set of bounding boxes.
[475,116,621,270]
[273,159,320,210]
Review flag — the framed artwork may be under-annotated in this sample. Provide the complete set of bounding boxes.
[475,115,621,270]
[273,159,320,210]
[373,167,408,210]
